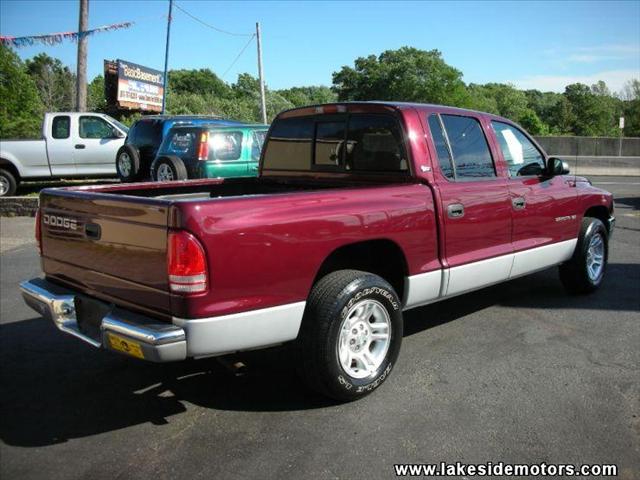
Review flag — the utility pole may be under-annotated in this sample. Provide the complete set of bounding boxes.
[161,0,174,114]
[76,0,89,112]
[256,22,267,124]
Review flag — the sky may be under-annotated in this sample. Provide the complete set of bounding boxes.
[1,0,639,93]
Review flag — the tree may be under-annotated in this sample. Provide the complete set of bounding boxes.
[332,47,469,106]
[87,75,106,112]
[620,79,640,137]
[25,53,75,111]
[277,86,337,107]
[168,68,232,98]
[564,83,617,136]
[0,45,44,138]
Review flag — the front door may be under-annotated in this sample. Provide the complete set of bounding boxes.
[426,112,513,297]
[489,121,578,277]
[73,115,121,175]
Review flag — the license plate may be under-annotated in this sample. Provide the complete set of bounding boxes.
[106,332,145,359]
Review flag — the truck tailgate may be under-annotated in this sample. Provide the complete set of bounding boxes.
[39,190,172,318]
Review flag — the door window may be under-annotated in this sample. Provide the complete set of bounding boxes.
[51,116,70,139]
[251,130,267,161]
[427,114,454,179]
[79,116,114,139]
[440,115,495,180]
[491,121,545,176]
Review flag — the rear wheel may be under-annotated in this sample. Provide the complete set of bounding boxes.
[297,270,403,401]
[116,145,141,182]
[152,156,188,182]
[0,168,17,197]
[559,217,608,294]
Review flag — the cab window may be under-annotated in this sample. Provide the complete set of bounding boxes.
[491,121,545,176]
[51,115,70,139]
[79,116,114,139]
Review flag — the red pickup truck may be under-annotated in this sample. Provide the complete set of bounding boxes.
[21,102,615,401]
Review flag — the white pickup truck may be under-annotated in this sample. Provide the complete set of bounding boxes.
[0,112,128,196]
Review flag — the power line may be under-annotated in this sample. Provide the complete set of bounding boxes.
[173,2,253,37]
[221,34,255,79]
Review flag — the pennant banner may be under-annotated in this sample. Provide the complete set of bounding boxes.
[1,21,134,48]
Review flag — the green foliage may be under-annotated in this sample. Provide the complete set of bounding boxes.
[25,53,76,112]
[87,75,107,112]
[276,86,337,107]
[332,47,469,106]
[1,44,638,139]
[0,45,44,138]
[169,69,232,99]
[620,79,640,137]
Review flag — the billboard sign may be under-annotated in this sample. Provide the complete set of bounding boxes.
[116,59,164,112]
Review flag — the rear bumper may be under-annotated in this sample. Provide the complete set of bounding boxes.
[20,278,306,362]
[20,278,186,362]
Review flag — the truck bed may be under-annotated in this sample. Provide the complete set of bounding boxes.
[39,176,436,321]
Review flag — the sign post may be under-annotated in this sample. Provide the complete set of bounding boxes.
[619,116,624,157]
[162,0,174,114]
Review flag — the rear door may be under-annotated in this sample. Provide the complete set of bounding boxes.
[489,120,579,277]
[39,190,172,318]
[426,112,513,297]
[73,115,121,174]
[46,114,76,176]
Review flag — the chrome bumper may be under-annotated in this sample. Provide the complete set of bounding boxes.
[20,278,187,362]
[607,215,615,236]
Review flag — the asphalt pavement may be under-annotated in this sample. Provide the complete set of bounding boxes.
[0,176,638,479]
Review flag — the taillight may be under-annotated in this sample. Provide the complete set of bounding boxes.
[35,209,42,254]
[167,230,208,294]
[197,132,209,160]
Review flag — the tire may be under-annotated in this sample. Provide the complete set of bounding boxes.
[559,217,608,294]
[151,156,188,182]
[297,270,403,401]
[116,145,141,183]
[0,168,18,197]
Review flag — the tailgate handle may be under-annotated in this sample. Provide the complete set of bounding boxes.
[75,144,86,149]
[85,223,101,240]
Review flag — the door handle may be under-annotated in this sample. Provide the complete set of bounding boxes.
[447,203,464,219]
[512,197,526,210]
[75,144,86,149]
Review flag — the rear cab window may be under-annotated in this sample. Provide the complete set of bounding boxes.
[262,113,408,174]
[51,116,70,139]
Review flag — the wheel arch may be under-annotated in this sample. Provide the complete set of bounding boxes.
[583,205,611,234]
[0,157,23,180]
[312,239,409,300]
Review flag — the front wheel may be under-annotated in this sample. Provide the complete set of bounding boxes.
[297,270,403,401]
[559,217,609,294]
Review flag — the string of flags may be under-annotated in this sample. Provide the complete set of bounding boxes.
[0,21,134,48]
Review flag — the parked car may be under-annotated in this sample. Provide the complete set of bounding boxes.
[21,102,615,402]
[115,115,245,182]
[150,124,268,181]
[0,112,128,196]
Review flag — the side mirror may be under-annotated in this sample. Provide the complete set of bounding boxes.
[546,157,570,176]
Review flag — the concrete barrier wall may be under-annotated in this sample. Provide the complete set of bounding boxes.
[533,136,640,175]
[534,136,640,157]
